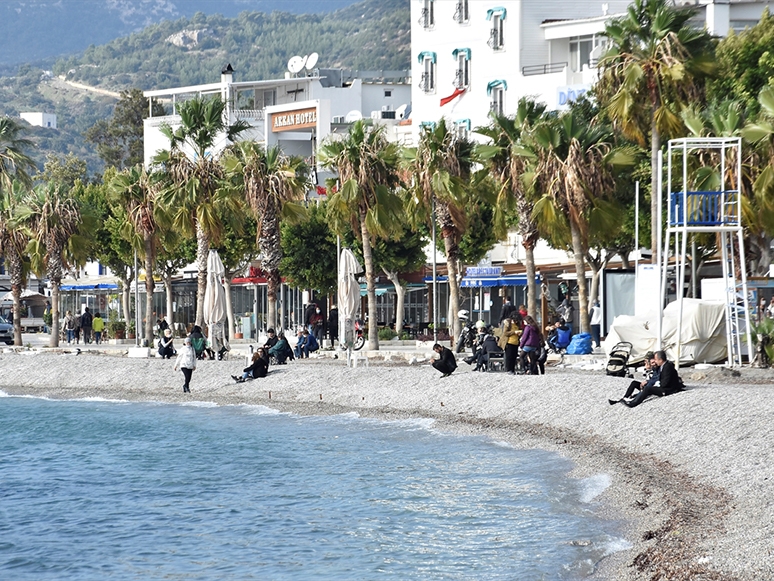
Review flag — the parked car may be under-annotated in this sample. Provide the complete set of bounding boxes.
[0,316,13,345]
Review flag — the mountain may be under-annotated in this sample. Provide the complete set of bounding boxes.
[0,0,410,176]
[0,0,360,69]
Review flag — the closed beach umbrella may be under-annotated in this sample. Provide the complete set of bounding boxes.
[338,248,362,350]
[204,249,229,356]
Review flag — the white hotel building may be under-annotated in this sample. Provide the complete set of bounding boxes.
[409,0,774,143]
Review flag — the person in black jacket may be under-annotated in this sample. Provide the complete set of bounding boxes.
[233,348,269,382]
[614,351,684,408]
[432,343,457,377]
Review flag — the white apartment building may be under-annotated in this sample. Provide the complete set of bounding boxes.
[20,112,57,129]
[410,0,774,142]
[143,64,411,182]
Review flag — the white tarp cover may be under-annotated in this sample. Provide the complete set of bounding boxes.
[604,298,727,365]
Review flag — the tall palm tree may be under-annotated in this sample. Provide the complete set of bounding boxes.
[223,142,309,331]
[109,165,167,343]
[0,180,31,345]
[528,111,626,334]
[598,0,714,259]
[0,116,35,191]
[23,183,83,347]
[319,120,403,351]
[477,99,547,320]
[154,96,248,327]
[403,119,476,343]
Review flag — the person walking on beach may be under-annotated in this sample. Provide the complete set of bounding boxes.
[92,312,105,344]
[80,307,93,344]
[432,343,457,377]
[610,350,684,408]
[63,310,76,344]
[174,337,196,393]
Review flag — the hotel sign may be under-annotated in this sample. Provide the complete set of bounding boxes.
[466,266,502,276]
[272,107,318,132]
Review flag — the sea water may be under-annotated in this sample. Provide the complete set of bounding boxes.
[0,394,627,580]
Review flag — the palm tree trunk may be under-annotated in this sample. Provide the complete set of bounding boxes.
[49,280,61,348]
[144,234,155,346]
[524,243,537,321]
[266,270,280,331]
[570,219,590,334]
[9,248,24,346]
[361,216,379,351]
[383,269,405,333]
[121,270,132,326]
[195,222,209,327]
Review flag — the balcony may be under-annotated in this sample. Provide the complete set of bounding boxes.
[453,2,468,23]
[233,109,265,121]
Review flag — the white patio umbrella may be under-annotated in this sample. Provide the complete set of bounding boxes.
[204,249,229,358]
[338,248,362,357]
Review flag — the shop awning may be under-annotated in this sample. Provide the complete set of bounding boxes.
[60,283,118,291]
[360,282,425,296]
[486,6,507,20]
[460,274,535,288]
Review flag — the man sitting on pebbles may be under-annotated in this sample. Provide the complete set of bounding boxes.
[609,350,685,408]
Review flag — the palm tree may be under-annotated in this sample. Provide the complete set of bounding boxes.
[528,111,625,334]
[223,142,309,331]
[109,165,167,343]
[0,116,35,191]
[403,119,476,343]
[477,99,547,320]
[319,120,403,351]
[0,180,31,345]
[598,0,714,259]
[154,96,248,327]
[23,183,83,347]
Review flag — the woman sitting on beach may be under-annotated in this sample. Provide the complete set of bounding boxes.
[232,348,269,383]
[158,329,176,359]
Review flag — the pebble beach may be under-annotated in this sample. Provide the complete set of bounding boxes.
[1,348,772,581]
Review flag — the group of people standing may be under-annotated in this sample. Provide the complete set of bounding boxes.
[63,307,104,345]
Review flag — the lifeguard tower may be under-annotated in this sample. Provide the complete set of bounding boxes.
[659,137,752,367]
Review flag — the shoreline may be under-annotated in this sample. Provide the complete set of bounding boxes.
[2,350,771,580]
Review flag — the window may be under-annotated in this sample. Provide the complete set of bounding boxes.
[384,89,392,97]
[487,80,507,116]
[455,119,471,140]
[569,34,606,72]
[418,0,434,29]
[453,0,469,23]
[453,48,471,89]
[486,7,506,50]
[262,89,276,108]
[418,51,437,93]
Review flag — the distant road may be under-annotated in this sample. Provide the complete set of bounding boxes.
[58,77,121,99]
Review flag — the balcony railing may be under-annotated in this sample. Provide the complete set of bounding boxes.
[417,8,433,29]
[233,109,265,120]
[453,69,468,89]
[453,2,468,23]
[522,62,567,77]
[487,28,502,50]
[490,101,503,116]
[419,72,434,93]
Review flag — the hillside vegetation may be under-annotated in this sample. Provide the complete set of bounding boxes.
[0,0,410,176]
[54,0,410,91]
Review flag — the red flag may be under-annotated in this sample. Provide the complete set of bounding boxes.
[440,87,466,107]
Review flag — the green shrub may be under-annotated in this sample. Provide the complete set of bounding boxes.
[378,327,396,341]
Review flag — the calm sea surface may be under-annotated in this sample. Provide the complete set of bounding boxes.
[0,394,626,580]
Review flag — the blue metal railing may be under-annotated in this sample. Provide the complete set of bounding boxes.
[669,191,739,227]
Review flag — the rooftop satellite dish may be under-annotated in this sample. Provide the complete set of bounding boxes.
[345,110,363,123]
[288,55,305,74]
[305,52,319,70]
[395,104,408,119]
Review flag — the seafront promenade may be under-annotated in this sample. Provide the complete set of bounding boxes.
[1,343,772,581]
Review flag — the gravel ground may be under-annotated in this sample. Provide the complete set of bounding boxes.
[1,348,772,581]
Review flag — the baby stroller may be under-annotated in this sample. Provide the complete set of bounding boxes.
[605,342,633,377]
